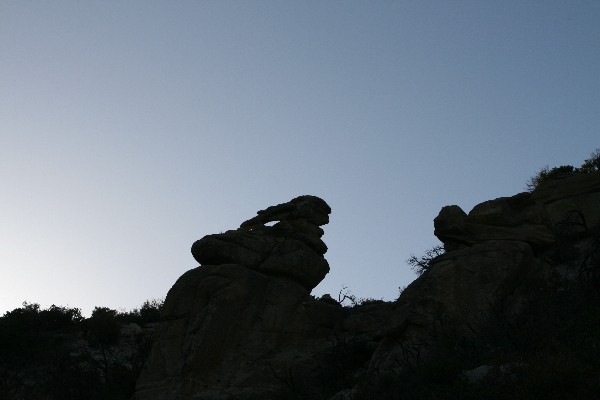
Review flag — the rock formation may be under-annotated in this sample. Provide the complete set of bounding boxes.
[135,195,391,399]
[366,172,600,397]
[135,172,600,399]
[191,195,331,290]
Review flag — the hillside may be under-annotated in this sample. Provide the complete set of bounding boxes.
[134,172,600,400]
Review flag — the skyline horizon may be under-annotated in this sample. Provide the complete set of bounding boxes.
[2,1,599,316]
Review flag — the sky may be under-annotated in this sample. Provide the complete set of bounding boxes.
[1,1,599,316]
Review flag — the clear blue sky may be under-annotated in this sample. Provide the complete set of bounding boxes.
[1,1,599,316]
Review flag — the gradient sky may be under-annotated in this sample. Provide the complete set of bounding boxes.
[1,1,599,316]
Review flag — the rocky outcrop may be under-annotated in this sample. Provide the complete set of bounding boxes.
[366,172,600,386]
[135,196,390,399]
[135,172,600,399]
[191,195,330,290]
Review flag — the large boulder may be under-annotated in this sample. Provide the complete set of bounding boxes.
[136,264,316,399]
[434,197,555,251]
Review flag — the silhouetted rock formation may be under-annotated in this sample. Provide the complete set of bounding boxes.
[191,195,331,290]
[367,172,600,397]
[136,195,380,400]
[135,174,600,399]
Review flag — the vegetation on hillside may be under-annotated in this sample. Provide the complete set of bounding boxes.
[0,299,163,400]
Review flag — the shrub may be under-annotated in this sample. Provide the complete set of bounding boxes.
[526,148,600,191]
[526,165,576,191]
[579,148,600,173]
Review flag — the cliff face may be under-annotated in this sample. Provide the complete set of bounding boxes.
[135,174,600,400]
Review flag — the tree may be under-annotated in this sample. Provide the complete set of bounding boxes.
[116,298,164,325]
[88,307,120,346]
[407,245,445,276]
[139,299,163,324]
[579,147,600,173]
[40,304,83,330]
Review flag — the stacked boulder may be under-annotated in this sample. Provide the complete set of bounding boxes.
[191,195,331,290]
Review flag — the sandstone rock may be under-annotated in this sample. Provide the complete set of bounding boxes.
[433,205,469,251]
[319,293,340,306]
[239,195,331,229]
[135,262,384,400]
[434,199,555,251]
[191,195,331,290]
[254,238,330,289]
[136,264,316,399]
[370,240,544,375]
[191,231,268,267]
[468,192,548,227]
[462,364,491,384]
